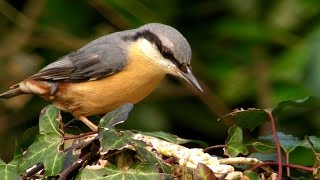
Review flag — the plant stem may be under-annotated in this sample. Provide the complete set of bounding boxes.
[267,111,282,179]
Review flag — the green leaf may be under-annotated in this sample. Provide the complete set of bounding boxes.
[99,130,134,155]
[250,141,275,152]
[99,129,171,174]
[225,125,248,157]
[132,140,171,174]
[194,163,217,180]
[258,132,302,153]
[0,159,19,180]
[243,170,260,180]
[218,97,320,132]
[15,126,39,158]
[17,105,65,176]
[17,136,64,176]
[39,105,63,136]
[248,153,277,162]
[271,96,320,117]
[78,164,173,180]
[289,146,315,166]
[99,103,134,130]
[140,131,207,146]
[225,142,248,157]
[218,109,269,131]
[300,136,320,150]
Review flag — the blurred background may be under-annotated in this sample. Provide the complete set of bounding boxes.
[1,0,320,162]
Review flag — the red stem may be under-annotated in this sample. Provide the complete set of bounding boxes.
[267,111,282,179]
[250,162,314,173]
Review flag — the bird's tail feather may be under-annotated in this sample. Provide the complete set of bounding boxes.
[0,87,25,99]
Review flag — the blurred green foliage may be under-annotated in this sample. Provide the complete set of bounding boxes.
[1,0,320,162]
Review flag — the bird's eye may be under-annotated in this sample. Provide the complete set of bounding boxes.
[179,64,188,73]
[162,50,173,60]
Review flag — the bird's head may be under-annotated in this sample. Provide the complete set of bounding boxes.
[125,23,203,92]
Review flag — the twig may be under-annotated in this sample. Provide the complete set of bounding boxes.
[58,152,96,180]
[250,162,314,173]
[20,163,44,180]
[219,157,260,165]
[203,145,226,152]
[268,111,282,179]
[63,118,78,129]
[64,131,97,140]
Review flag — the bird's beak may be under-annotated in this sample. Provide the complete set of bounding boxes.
[180,66,203,92]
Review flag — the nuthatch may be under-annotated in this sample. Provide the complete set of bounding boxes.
[0,23,202,131]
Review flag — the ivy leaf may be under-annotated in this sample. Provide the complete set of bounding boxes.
[300,136,320,150]
[248,152,277,162]
[99,130,134,155]
[15,126,39,158]
[78,164,173,180]
[99,103,134,130]
[132,140,171,174]
[218,108,269,131]
[140,131,207,146]
[0,159,19,180]
[225,125,248,157]
[250,141,275,152]
[17,105,65,176]
[39,105,63,136]
[243,170,260,180]
[194,163,218,180]
[218,97,320,131]
[258,132,302,153]
[271,96,320,117]
[18,136,65,175]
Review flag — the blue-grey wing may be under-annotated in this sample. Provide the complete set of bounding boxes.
[29,41,127,82]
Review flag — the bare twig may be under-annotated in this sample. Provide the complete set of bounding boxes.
[204,145,226,152]
[64,131,97,140]
[219,157,260,166]
[58,151,96,180]
[250,162,314,173]
[20,163,44,180]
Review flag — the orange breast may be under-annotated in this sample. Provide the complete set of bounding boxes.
[53,43,166,117]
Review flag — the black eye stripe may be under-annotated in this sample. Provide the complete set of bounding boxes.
[123,30,181,67]
[161,47,175,60]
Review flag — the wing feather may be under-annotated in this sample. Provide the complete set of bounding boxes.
[28,41,127,82]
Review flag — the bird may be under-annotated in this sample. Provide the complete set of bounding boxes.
[0,23,202,131]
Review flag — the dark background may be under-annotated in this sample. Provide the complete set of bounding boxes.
[1,0,320,162]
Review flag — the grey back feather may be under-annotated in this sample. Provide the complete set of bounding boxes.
[29,30,133,82]
[28,23,191,82]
